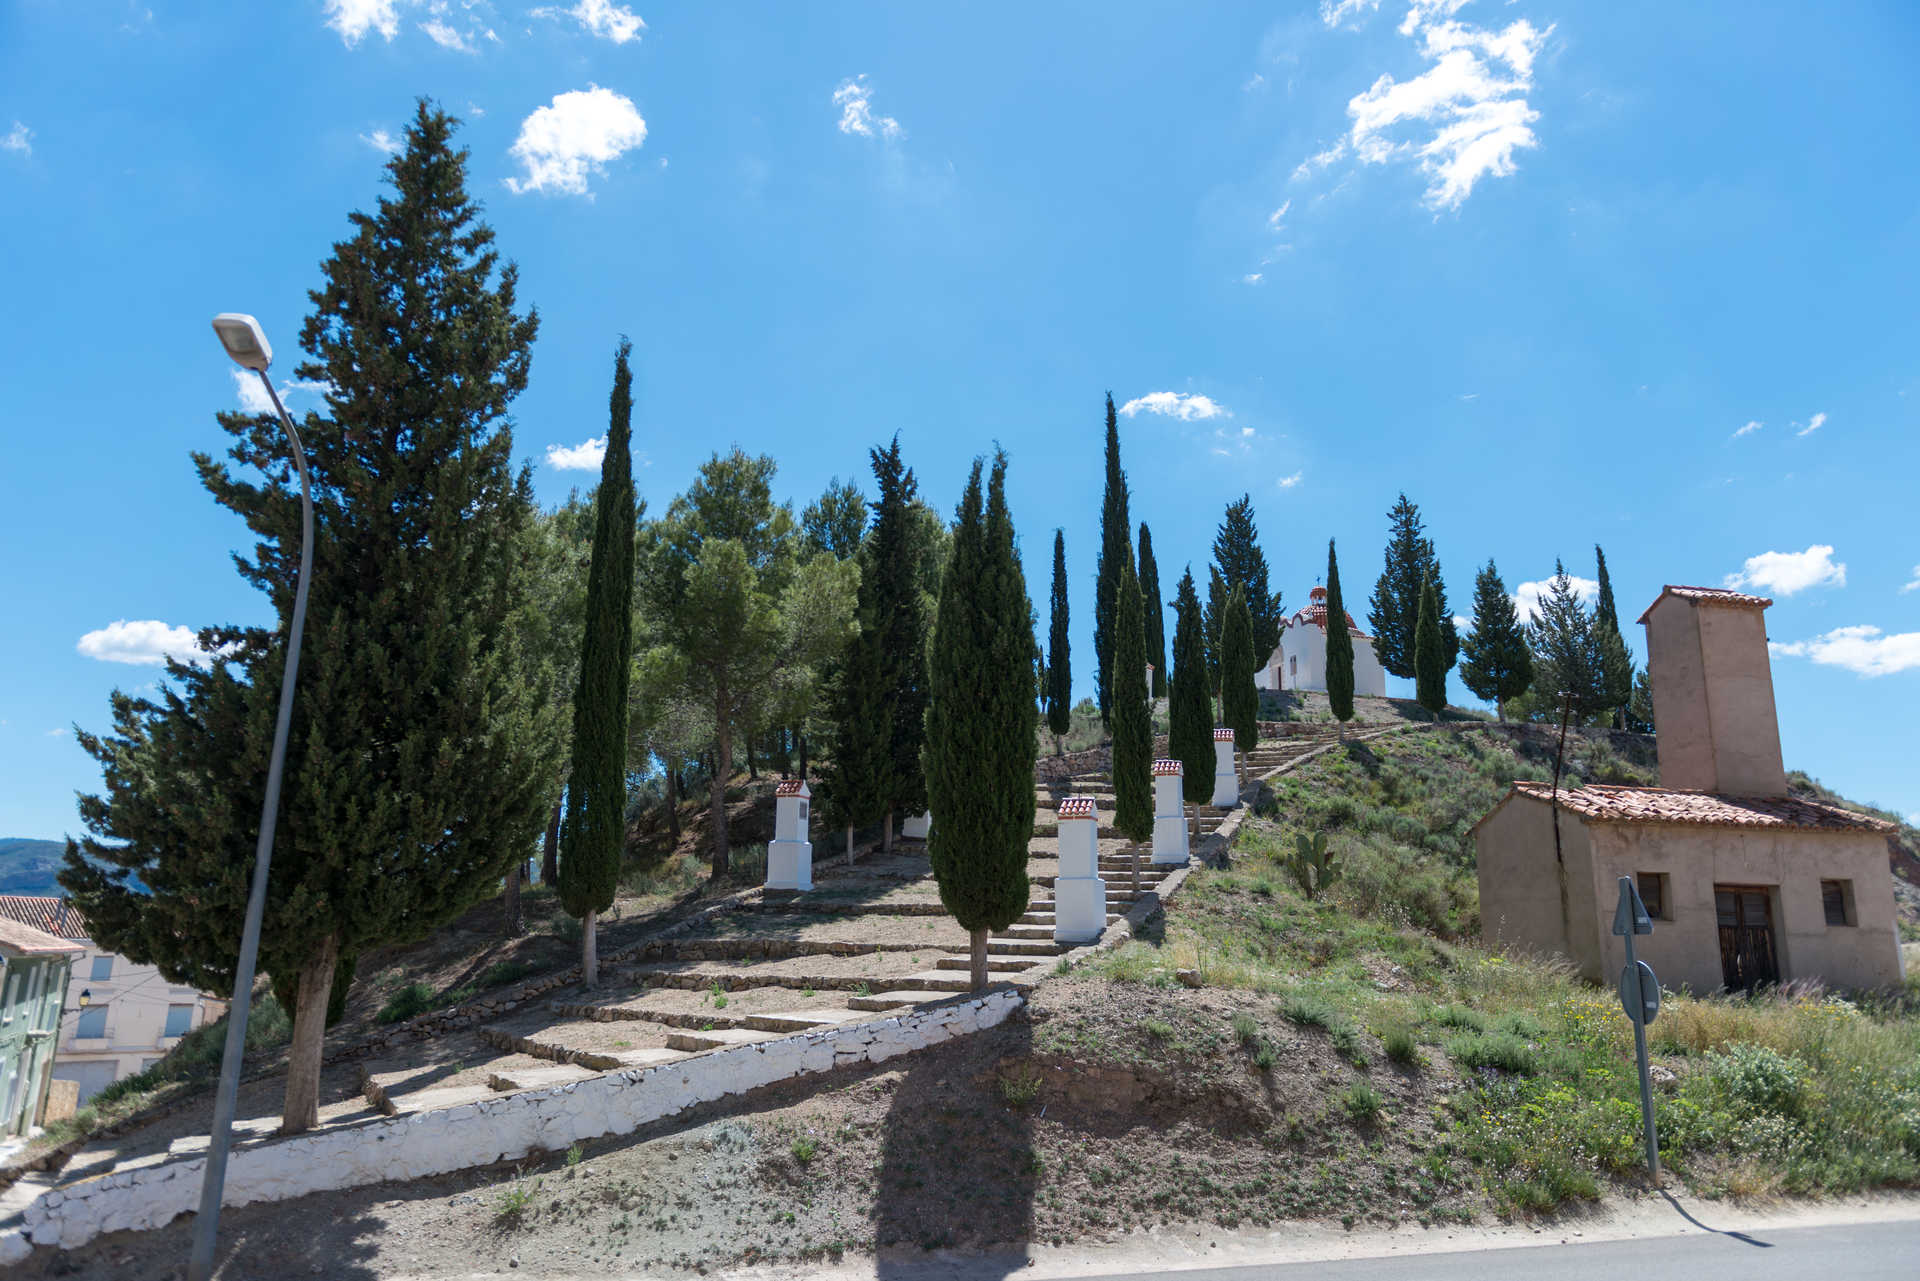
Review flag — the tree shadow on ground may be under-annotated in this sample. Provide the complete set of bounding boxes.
[873,994,1036,1278]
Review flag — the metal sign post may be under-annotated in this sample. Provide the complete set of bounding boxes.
[1612,876,1660,1179]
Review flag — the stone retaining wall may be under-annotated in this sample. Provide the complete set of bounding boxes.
[0,990,1024,1263]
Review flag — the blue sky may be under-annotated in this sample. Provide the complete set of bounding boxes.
[3,1,1917,841]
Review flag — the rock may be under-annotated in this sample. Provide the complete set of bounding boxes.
[1176,969,1203,989]
[1649,1064,1678,1089]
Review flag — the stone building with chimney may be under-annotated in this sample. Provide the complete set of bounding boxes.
[1474,585,1904,994]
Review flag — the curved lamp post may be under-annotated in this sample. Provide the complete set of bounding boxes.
[187,314,314,1281]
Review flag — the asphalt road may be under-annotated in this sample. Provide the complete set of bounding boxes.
[1069,1218,1920,1281]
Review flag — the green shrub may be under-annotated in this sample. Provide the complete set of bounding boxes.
[1231,1012,1260,1047]
[376,982,441,1025]
[1706,1044,1808,1119]
[478,960,540,990]
[1431,1004,1488,1033]
[1329,1022,1364,1064]
[790,1136,819,1164]
[1445,1031,1538,1075]
[1278,993,1337,1029]
[1342,1081,1383,1123]
[1382,1026,1420,1065]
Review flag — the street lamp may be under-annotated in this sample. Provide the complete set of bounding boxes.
[188,313,315,1281]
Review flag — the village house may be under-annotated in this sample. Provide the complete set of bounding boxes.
[0,916,81,1137]
[0,897,225,1104]
[1257,586,1388,698]
[1475,585,1905,994]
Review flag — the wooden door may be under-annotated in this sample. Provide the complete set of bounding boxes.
[1716,885,1780,992]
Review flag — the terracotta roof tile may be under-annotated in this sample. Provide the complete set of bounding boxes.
[774,778,808,798]
[1213,728,1237,741]
[1057,796,1098,820]
[1506,782,1892,833]
[1286,601,1370,639]
[0,895,88,941]
[0,916,85,958]
[1636,584,1773,624]
[1152,758,1184,776]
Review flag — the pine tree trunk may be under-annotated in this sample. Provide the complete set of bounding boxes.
[797,727,809,779]
[845,824,855,867]
[582,907,599,988]
[542,798,561,885]
[1551,695,1573,940]
[280,932,340,1136]
[710,711,733,879]
[883,809,893,855]
[1131,841,1142,897]
[969,926,990,993]
[1237,750,1247,788]
[502,862,523,937]
[746,739,758,781]
[1188,800,1199,844]
[665,762,682,844]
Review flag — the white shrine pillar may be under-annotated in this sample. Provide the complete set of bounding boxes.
[1052,796,1107,944]
[1151,759,1189,865]
[901,812,932,840]
[766,778,814,892]
[1210,728,1239,807]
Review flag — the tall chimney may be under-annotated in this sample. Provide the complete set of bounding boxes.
[1637,586,1787,796]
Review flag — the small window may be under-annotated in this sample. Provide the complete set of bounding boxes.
[74,1007,107,1039]
[1636,872,1669,921]
[1821,879,1855,927]
[163,1004,193,1038]
[89,956,113,982]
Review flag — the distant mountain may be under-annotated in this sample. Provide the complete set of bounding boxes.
[0,838,69,898]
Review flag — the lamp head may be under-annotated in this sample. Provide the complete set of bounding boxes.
[77,988,90,1008]
[211,313,273,372]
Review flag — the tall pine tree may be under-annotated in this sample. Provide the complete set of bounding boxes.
[559,339,637,988]
[59,104,561,1134]
[1168,569,1213,837]
[1367,494,1457,678]
[1210,495,1283,661]
[1220,585,1259,783]
[1458,559,1532,719]
[1413,573,1447,719]
[925,453,1038,991]
[1046,530,1072,752]
[1138,522,1166,700]
[1324,539,1356,728]
[1527,559,1611,724]
[1203,564,1229,713]
[1093,393,1132,725]
[1594,545,1633,728]
[1111,562,1154,888]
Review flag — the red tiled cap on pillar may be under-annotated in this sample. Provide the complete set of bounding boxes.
[774,778,808,798]
[1057,796,1097,820]
[1213,728,1236,741]
[1152,759,1184,776]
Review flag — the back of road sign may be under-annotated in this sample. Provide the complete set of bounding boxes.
[1612,876,1653,937]
[1618,959,1660,1026]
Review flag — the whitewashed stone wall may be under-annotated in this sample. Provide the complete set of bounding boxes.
[0,989,1024,1263]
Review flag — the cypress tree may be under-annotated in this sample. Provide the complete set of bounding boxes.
[1210,495,1283,661]
[1168,569,1213,836]
[1220,585,1258,782]
[1414,573,1446,719]
[559,340,637,987]
[1111,561,1153,889]
[58,103,560,1134]
[1204,564,1228,713]
[867,435,929,845]
[1367,493,1457,678]
[1093,393,1132,725]
[1324,539,1356,727]
[1458,559,1533,719]
[1594,545,1633,727]
[1138,522,1166,700]
[925,452,1038,991]
[1046,530,1072,752]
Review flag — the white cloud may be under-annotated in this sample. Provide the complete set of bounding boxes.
[546,436,607,471]
[77,620,210,667]
[1513,574,1598,623]
[1725,545,1846,596]
[1732,419,1762,438]
[1119,392,1228,421]
[833,75,903,140]
[1452,614,1471,630]
[45,728,67,739]
[505,86,647,197]
[2,122,30,157]
[361,129,402,155]
[1297,6,1551,211]
[534,0,645,43]
[1242,272,1264,285]
[1277,472,1303,489]
[1797,410,1827,437]
[1900,566,1920,595]
[1320,0,1382,27]
[1771,626,1920,678]
[421,18,476,52]
[1266,199,1291,231]
[324,0,400,44]
[231,372,330,415]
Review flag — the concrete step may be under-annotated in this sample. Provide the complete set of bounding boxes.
[846,989,954,1012]
[1017,911,1123,926]
[488,1064,598,1093]
[987,938,1068,956]
[385,1084,500,1116]
[666,1026,784,1052]
[935,955,1043,973]
[742,1010,865,1034]
[999,923,1056,939]
[894,970,1040,993]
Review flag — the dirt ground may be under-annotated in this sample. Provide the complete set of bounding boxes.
[30,974,1474,1281]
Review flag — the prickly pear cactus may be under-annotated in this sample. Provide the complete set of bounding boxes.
[1289,830,1339,899]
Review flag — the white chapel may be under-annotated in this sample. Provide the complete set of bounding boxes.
[1257,586,1387,698]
